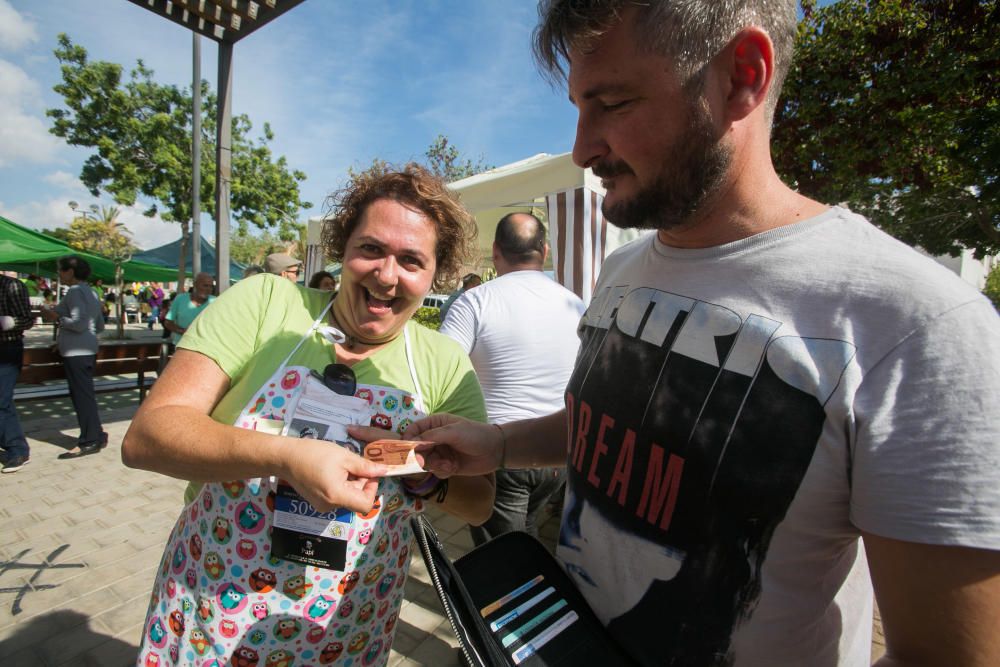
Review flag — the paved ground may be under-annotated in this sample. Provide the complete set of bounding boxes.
[0,321,884,665]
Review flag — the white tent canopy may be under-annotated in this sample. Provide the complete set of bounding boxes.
[449,152,642,303]
[306,152,643,304]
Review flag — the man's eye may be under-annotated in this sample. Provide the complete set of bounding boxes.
[602,100,631,112]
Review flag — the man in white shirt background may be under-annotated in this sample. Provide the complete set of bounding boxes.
[441,212,585,545]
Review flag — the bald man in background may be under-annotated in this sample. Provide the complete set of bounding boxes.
[440,212,585,545]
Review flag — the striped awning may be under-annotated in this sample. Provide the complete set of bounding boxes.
[546,187,645,304]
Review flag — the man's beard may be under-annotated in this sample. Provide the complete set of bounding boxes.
[594,101,731,231]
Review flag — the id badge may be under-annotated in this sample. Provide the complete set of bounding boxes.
[271,481,354,570]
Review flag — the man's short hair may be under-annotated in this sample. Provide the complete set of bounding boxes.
[533,0,798,125]
[495,212,546,265]
[263,253,302,275]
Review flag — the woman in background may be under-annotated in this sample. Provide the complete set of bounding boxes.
[41,255,108,459]
[308,270,338,292]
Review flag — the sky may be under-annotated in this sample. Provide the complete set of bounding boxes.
[0,0,579,250]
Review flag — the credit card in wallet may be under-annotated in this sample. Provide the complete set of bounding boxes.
[363,439,427,476]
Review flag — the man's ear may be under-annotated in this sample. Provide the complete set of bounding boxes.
[541,242,549,265]
[722,27,773,121]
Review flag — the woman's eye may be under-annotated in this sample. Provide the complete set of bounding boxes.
[400,255,422,268]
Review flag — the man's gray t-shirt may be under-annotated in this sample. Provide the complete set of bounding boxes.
[559,206,1000,665]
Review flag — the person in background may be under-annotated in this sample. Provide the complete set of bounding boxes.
[440,211,585,546]
[263,252,303,282]
[145,282,164,330]
[0,274,35,473]
[308,270,338,292]
[163,272,215,347]
[242,264,264,279]
[439,272,482,322]
[402,1,1000,665]
[21,274,41,298]
[123,164,494,667]
[41,255,108,459]
[158,298,171,339]
[91,279,109,322]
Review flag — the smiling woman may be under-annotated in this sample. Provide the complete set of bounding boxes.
[122,163,494,667]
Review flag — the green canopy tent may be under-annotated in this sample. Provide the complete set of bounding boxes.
[0,215,179,283]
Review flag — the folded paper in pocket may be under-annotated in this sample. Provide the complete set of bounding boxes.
[363,439,428,476]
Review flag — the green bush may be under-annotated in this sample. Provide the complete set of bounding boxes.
[984,264,1000,311]
[412,306,441,330]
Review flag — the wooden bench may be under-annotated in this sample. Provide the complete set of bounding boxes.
[15,341,168,403]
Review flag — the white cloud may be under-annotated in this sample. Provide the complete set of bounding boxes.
[0,59,62,167]
[43,170,80,189]
[0,1,39,52]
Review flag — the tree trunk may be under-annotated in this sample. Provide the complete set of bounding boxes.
[115,261,125,339]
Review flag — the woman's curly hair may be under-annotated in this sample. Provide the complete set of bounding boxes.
[321,163,477,293]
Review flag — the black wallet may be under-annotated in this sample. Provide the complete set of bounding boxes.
[410,515,637,667]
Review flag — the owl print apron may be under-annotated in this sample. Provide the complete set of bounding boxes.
[138,306,430,667]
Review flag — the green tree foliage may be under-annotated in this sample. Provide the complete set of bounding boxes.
[424,135,493,182]
[775,0,999,257]
[984,264,1000,309]
[66,205,135,259]
[40,227,73,243]
[46,34,311,240]
[412,306,442,331]
[229,228,286,267]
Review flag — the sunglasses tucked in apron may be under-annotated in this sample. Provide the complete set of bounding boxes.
[138,313,430,667]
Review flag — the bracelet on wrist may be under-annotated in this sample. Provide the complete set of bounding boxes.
[402,473,448,502]
[493,422,507,470]
[402,472,439,497]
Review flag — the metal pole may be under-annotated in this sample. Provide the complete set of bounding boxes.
[192,33,202,276]
[215,41,233,291]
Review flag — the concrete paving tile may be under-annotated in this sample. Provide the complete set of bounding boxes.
[72,634,138,667]
[389,657,424,667]
[1,513,46,534]
[405,626,461,667]
[90,523,149,550]
[0,502,37,519]
[387,647,408,666]
[76,489,122,511]
[430,618,462,648]
[428,512,468,537]
[90,594,150,637]
[15,516,72,544]
[58,576,124,613]
[116,620,145,644]
[0,608,90,659]
[398,598,448,636]
[105,569,157,609]
[36,541,93,569]
[79,540,140,570]
[402,573,435,602]
[33,617,117,666]
[1,646,46,667]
